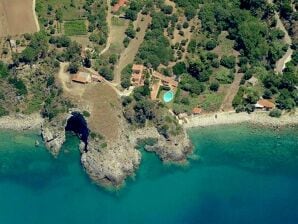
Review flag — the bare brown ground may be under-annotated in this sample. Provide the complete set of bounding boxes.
[0,0,38,37]
[83,83,122,140]
[113,13,152,85]
[57,63,121,141]
[220,73,244,112]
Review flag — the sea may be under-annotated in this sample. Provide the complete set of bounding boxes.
[0,124,297,224]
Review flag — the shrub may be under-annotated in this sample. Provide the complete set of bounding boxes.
[220,55,236,69]
[209,81,220,92]
[263,89,273,99]
[205,39,217,50]
[83,111,90,117]
[269,109,282,118]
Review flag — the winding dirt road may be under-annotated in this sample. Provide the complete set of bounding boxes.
[268,0,293,73]
[32,0,40,32]
[113,13,151,85]
[99,0,112,56]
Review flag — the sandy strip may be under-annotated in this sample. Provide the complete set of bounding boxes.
[184,111,298,129]
[0,113,43,130]
[32,0,40,32]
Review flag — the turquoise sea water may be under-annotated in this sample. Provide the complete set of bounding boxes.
[0,124,297,224]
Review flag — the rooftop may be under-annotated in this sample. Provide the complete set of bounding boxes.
[256,99,275,108]
[132,64,144,72]
[71,72,91,84]
[152,71,178,88]
[192,107,202,114]
[112,0,127,13]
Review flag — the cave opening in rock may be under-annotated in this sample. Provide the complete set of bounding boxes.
[65,112,89,151]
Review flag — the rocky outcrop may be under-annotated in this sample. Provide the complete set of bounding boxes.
[81,128,141,188]
[130,127,193,163]
[0,113,43,130]
[40,112,191,188]
[41,119,66,156]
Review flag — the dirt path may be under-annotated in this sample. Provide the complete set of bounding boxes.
[113,13,152,85]
[220,72,244,112]
[268,0,293,73]
[99,0,112,56]
[57,62,86,97]
[85,67,134,96]
[32,0,40,32]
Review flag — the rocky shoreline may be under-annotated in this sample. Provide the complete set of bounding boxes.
[81,121,192,188]
[1,110,297,189]
[0,113,43,130]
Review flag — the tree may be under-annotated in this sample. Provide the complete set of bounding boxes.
[68,62,79,74]
[125,24,136,39]
[210,81,219,92]
[269,109,282,117]
[99,67,113,81]
[220,55,236,69]
[173,62,186,76]
[125,9,138,21]
[205,39,217,50]
[83,57,91,68]
[0,61,9,78]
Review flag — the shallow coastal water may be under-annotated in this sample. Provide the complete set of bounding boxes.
[0,125,298,224]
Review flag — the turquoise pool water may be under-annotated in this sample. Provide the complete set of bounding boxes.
[163,91,174,103]
[0,125,297,224]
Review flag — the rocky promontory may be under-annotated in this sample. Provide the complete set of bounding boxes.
[81,118,141,188]
[38,110,192,188]
[130,127,192,163]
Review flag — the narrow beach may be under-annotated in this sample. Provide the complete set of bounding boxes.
[184,111,298,128]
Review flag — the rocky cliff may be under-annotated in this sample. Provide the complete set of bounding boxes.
[130,127,192,163]
[41,113,192,188]
[81,127,141,188]
[41,119,66,156]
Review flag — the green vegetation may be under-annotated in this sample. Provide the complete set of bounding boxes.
[269,109,282,118]
[121,64,133,88]
[64,20,87,36]
[0,62,9,78]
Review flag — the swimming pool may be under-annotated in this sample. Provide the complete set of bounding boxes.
[163,91,174,103]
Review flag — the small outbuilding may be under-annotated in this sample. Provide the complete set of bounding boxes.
[192,107,202,115]
[255,99,275,110]
[71,72,92,84]
[131,64,145,87]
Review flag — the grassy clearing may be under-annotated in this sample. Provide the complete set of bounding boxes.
[213,31,235,57]
[36,0,86,21]
[198,92,225,112]
[111,17,126,26]
[215,67,234,84]
[64,20,87,36]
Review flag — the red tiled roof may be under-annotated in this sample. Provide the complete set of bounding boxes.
[71,72,91,84]
[112,0,127,12]
[257,99,275,108]
[132,64,144,72]
[152,71,178,88]
[192,107,202,114]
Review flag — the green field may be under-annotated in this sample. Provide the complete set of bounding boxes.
[64,20,87,36]
[36,0,86,21]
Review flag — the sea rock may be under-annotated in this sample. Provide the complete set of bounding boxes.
[81,132,141,188]
[41,122,66,156]
[145,134,192,162]
[130,127,192,162]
